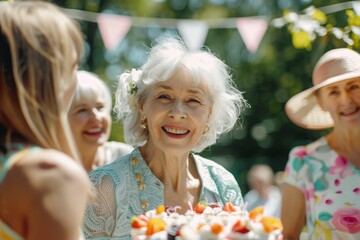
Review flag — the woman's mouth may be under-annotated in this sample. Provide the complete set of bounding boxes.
[162,127,189,135]
[84,127,103,137]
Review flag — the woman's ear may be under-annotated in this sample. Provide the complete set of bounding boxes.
[208,106,212,119]
[139,102,145,115]
[139,102,147,122]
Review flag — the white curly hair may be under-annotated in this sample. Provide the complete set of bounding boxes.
[114,36,248,152]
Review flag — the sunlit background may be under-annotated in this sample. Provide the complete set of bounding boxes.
[49,0,356,193]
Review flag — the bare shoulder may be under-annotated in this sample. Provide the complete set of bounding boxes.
[13,149,90,195]
[1,148,91,232]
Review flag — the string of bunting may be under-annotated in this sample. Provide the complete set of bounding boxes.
[62,1,360,52]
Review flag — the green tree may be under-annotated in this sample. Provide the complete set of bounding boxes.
[53,0,355,193]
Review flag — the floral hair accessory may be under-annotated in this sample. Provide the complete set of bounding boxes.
[127,68,142,95]
[129,81,138,95]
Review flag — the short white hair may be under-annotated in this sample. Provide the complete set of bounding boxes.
[247,164,274,185]
[72,70,112,112]
[114,36,248,152]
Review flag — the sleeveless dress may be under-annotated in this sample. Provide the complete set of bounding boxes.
[0,144,31,240]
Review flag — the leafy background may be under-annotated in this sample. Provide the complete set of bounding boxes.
[49,0,354,193]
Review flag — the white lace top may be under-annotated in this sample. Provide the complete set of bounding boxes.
[83,148,243,239]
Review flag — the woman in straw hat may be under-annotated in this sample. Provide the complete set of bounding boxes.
[282,48,360,240]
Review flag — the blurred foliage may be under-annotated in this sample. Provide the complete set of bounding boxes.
[51,0,353,193]
[273,5,360,50]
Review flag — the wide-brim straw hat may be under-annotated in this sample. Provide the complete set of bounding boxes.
[285,48,360,130]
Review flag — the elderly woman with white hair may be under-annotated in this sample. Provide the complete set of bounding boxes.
[68,71,133,173]
[83,36,248,239]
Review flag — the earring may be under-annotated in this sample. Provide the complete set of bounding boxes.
[203,124,209,135]
[140,118,147,129]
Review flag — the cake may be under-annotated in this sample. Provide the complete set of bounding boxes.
[131,201,283,240]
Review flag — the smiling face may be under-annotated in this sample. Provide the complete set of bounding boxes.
[140,69,212,155]
[317,78,360,130]
[69,92,111,152]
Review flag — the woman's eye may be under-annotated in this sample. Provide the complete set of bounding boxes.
[158,94,171,100]
[188,98,201,104]
[328,90,338,96]
[96,105,105,110]
[76,108,87,113]
[349,84,360,91]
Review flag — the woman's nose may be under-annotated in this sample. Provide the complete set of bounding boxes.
[340,91,354,105]
[169,102,187,119]
[89,108,102,120]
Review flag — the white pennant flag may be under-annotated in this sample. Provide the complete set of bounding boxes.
[177,20,209,51]
[97,14,132,50]
[236,17,268,52]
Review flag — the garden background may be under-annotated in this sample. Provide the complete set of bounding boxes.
[49,0,359,193]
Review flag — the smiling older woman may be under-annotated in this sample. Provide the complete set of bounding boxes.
[68,71,133,173]
[82,36,249,239]
[282,48,360,240]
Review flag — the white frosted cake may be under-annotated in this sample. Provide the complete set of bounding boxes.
[131,202,283,240]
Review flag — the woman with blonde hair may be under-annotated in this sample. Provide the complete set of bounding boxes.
[0,2,91,240]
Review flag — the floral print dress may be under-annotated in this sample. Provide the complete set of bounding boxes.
[284,137,360,239]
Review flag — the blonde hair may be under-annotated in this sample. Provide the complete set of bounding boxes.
[115,36,248,152]
[0,1,83,161]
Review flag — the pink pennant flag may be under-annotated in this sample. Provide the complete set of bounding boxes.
[236,17,268,52]
[97,14,132,50]
[177,20,208,51]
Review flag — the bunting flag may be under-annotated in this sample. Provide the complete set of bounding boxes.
[97,14,132,50]
[177,20,209,51]
[62,2,357,53]
[236,17,268,52]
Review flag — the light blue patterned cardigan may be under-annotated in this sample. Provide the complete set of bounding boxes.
[83,147,243,239]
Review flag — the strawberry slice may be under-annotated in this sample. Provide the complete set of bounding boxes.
[232,219,250,234]
[131,214,148,228]
[223,202,236,213]
[194,203,207,214]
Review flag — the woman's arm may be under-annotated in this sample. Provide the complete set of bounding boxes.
[281,183,306,240]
